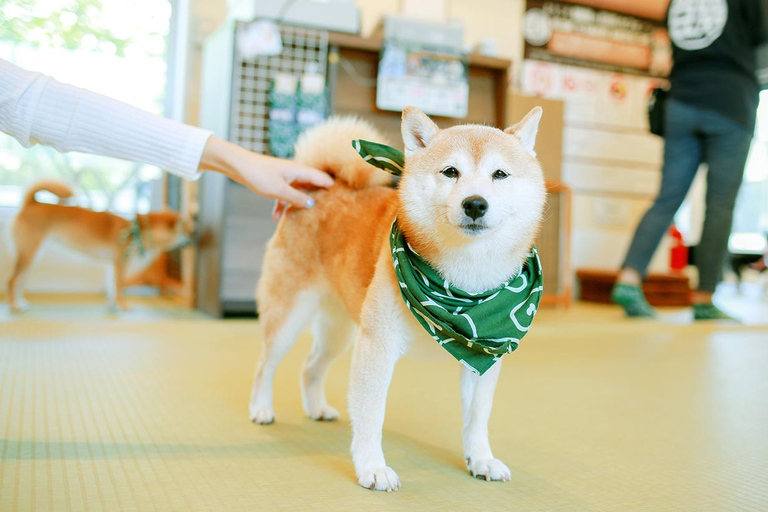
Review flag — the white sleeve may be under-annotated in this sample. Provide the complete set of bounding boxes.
[0,58,212,181]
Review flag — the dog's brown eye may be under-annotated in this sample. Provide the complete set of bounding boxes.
[492,169,509,180]
[441,167,460,179]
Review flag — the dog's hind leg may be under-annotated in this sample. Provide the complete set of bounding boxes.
[7,230,43,312]
[249,286,321,425]
[301,298,355,421]
[461,361,511,482]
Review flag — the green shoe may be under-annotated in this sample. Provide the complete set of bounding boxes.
[611,283,656,317]
[693,303,738,321]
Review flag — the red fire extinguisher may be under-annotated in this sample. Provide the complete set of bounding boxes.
[669,225,688,273]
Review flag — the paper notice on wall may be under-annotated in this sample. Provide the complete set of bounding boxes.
[376,40,468,118]
[520,59,662,130]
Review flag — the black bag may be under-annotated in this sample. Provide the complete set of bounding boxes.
[648,87,669,137]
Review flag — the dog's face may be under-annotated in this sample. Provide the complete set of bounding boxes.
[398,107,546,249]
[138,211,193,251]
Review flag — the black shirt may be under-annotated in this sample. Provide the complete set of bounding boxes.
[667,0,768,130]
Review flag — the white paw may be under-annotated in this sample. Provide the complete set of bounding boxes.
[107,302,130,313]
[307,404,339,421]
[249,406,275,425]
[467,457,511,482]
[357,467,401,492]
[11,299,30,313]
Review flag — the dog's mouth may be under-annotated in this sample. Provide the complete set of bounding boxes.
[459,222,488,235]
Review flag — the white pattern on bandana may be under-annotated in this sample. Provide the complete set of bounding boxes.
[668,0,728,51]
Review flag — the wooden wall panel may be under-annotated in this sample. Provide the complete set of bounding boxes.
[563,161,661,196]
[563,127,663,166]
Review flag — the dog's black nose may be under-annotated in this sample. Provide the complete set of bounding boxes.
[462,196,488,220]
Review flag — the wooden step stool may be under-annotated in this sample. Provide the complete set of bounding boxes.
[576,268,691,306]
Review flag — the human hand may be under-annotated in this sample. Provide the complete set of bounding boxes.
[199,136,333,216]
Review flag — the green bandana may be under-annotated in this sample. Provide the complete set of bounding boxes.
[352,139,404,176]
[353,138,544,375]
[391,221,543,375]
[119,218,147,259]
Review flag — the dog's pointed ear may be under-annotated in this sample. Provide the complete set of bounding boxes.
[402,106,439,157]
[504,106,542,158]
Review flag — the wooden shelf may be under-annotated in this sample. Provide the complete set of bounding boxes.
[327,32,512,140]
[327,32,512,70]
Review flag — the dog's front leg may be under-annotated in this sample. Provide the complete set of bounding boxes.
[109,259,129,312]
[461,360,511,482]
[348,330,401,491]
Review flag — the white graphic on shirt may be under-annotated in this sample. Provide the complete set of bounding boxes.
[668,0,728,51]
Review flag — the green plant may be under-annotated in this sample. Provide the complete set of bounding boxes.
[0,0,132,56]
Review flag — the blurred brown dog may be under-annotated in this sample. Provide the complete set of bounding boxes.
[7,181,190,312]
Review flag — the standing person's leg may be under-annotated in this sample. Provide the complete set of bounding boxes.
[613,100,703,316]
[692,111,753,320]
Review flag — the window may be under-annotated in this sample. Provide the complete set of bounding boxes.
[676,91,768,256]
[730,90,768,254]
[0,0,174,214]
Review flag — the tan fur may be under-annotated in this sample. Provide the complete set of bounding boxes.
[293,116,394,190]
[7,181,186,312]
[257,184,397,324]
[22,180,74,207]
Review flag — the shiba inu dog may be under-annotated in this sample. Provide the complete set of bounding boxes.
[250,107,546,491]
[7,181,190,312]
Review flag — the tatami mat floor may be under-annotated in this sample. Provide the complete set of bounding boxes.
[1,293,767,511]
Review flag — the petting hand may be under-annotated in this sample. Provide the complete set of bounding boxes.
[199,136,333,218]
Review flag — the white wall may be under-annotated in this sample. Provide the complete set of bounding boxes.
[354,0,526,60]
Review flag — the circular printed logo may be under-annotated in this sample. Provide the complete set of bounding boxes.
[524,8,552,47]
[668,0,728,51]
[610,78,627,101]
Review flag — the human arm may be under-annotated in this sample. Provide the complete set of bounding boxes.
[0,58,332,208]
[198,136,332,209]
[0,58,209,179]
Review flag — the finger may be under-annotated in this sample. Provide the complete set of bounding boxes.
[272,200,291,221]
[285,165,334,188]
[277,184,316,209]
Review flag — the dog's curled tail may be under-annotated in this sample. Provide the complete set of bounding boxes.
[22,180,74,207]
[293,116,395,190]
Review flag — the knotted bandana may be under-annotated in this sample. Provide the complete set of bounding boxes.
[352,139,405,176]
[119,218,147,259]
[354,139,544,375]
